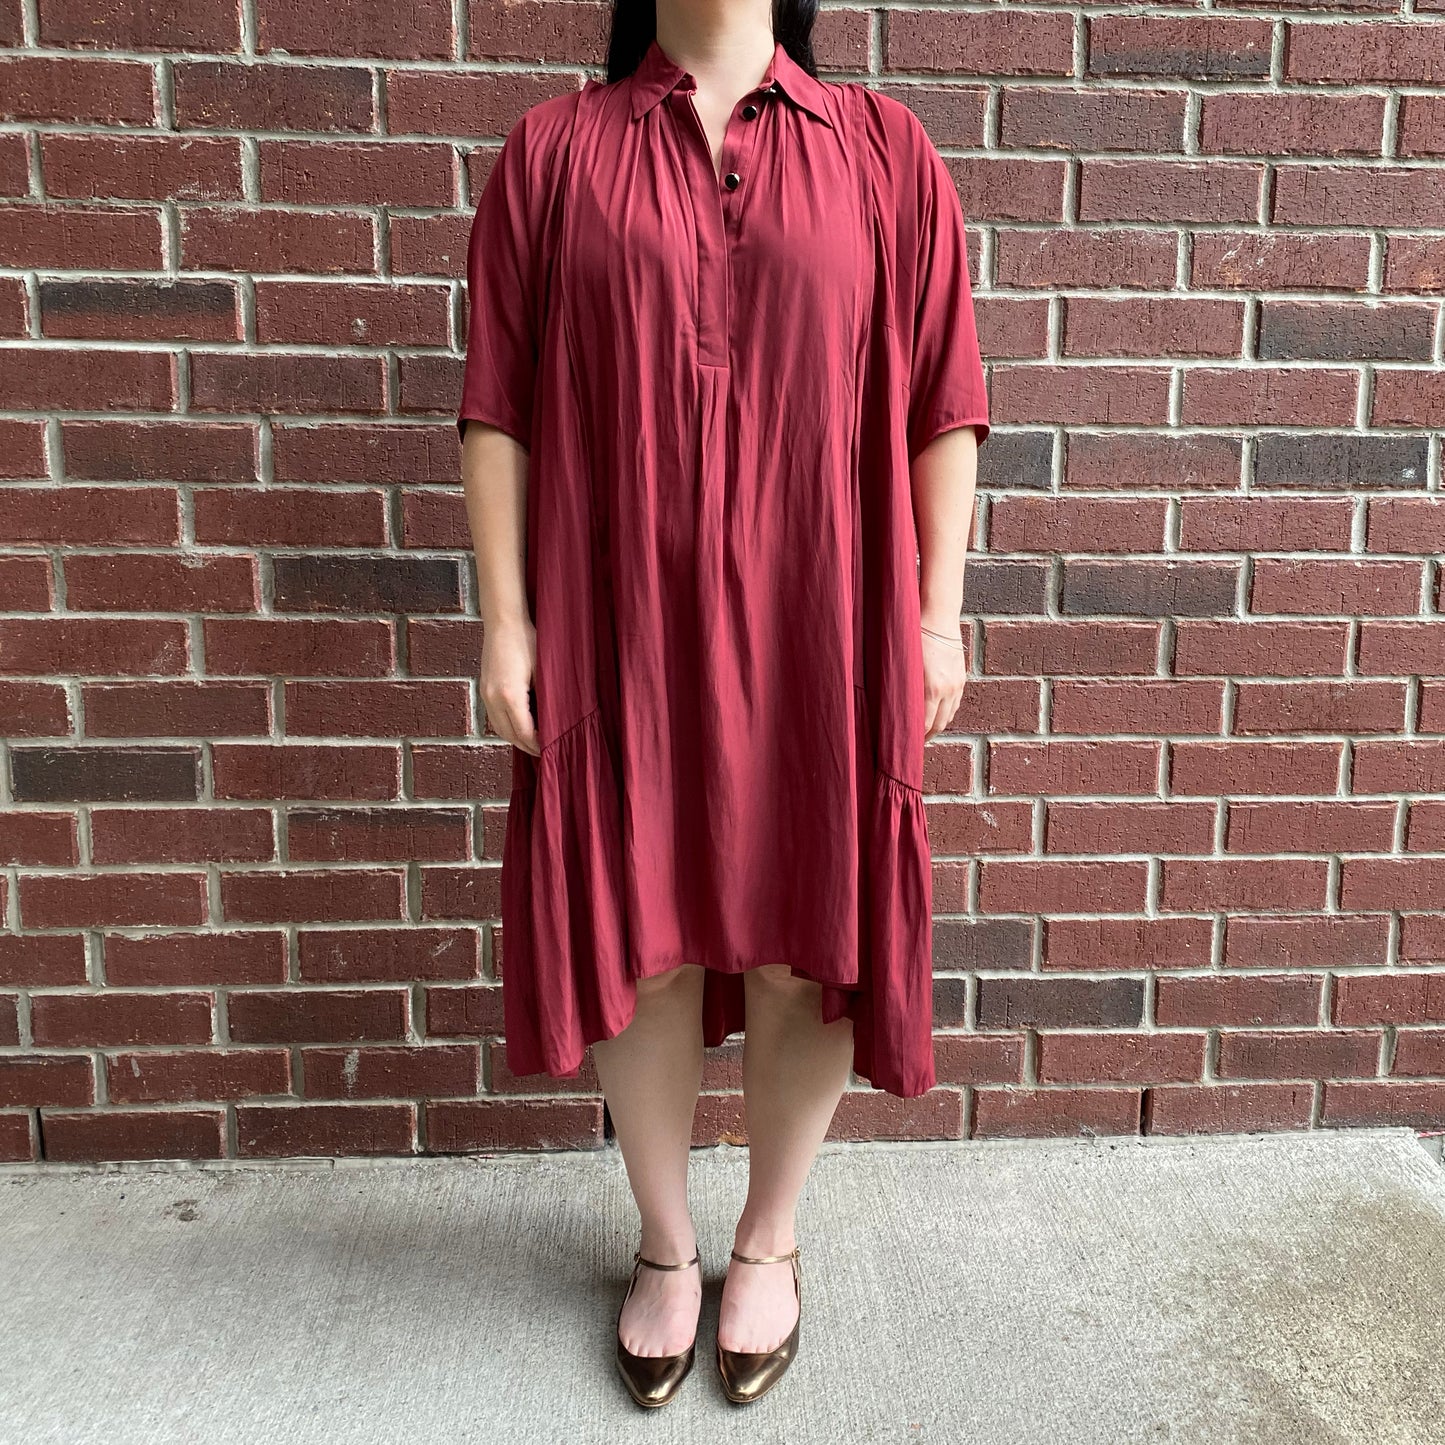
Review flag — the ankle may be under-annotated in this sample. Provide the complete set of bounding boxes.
[638,1225,699,1267]
[731,1214,797,1259]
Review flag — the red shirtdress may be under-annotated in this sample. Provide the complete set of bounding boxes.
[457,38,990,1098]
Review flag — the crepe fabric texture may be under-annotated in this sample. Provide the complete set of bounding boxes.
[457,38,990,1097]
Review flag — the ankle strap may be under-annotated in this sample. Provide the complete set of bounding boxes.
[730,1245,799,1265]
[634,1248,700,1270]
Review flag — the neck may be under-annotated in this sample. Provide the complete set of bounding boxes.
[653,1,777,85]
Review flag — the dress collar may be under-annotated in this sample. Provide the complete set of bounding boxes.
[629,37,834,129]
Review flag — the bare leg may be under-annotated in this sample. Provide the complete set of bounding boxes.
[591,962,706,1356]
[718,964,854,1352]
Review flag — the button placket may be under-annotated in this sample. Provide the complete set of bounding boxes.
[674,76,771,368]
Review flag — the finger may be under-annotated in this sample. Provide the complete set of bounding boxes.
[503,698,542,757]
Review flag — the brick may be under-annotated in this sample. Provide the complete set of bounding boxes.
[0,204,163,269]
[1050,681,1226,738]
[1064,298,1243,358]
[1167,739,1335,797]
[192,488,387,547]
[11,747,200,802]
[982,619,1160,679]
[41,134,243,201]
[1233,680,1407,737]
[885,11,1074,76]
[1224,916,1386,973]
[951,157,1067,224]
[995,228,1178,291]
[1043,916,1214,972]
[258,0,454,59]
[0,934,89,987]
[1226,800,1395,855]
[0,618,188,675]
[1253,433,1428,490]
[1145,1083,1313,1134]
[1039,1031,1205,1084]
[0,485,177,545]
[933,1035,1025,1086]
[212,743,401,802]
[1161,858,1330,910]
[254,281,450,346]
[1259,301,1435,362]
[1285,23,1445,84]
[174,61,375,132]
[1356,622,1445,677]
[1341,859,1445,911]
[0,682,71,737]
[298,927,478,982]
[425,983,504,1037]
[0,1055,95,1107]
[1371,370,1445,428]
[1173,497,1352,551]
[1192,232,1372,292]
[31,990,212,1046]
[0,56,156,124]
[40,278,241,342]
[977,975,1145,1029]
[388,69,578,137]
[283,681,471,737]
[876,84,988,149]
[1199,93,1385,158]
[0,810,77,866]
[465,0,608,65]
[976,855,1144,913]
[191,353,387,415]
[203,618,393,678]
[1335,972,1445,1026]
[62,420,257,481]
[38,0,242,51]
[1395,96,1445,158]
[65,552,256,614]
[1369,497,1445,551]
[1001,88,1185,153]
[1273,167,1445,228]
[271,423,460,484]
[1173,624,1352,679]
[238,1102,415,1156]
[229,987,408,1042]
[1157,974,1323,1027]
[107,1048,291,1103]
[92,806,274,864]
[989,740,1160,795]
[1065,433,1242,492]
[1057,557,1236,615]
[990,365,1171,425]
[0,1114,35,1163]
[417,865,501,924]
[180,207,377,275]
[219,867,405,924]
[1320,1081,1445,1128]
[105,930,287,986]
[1080,159,1264,222]
[1046,800,1215,856]
[259,141,456,207]
[973,1086,1141,1139]
[20,871,206,930]
[1180,367,1358,428]
[425,1098,604,1150]
[301,1043,479,1098]
[74,679,248,748]
[1249,559,1423,616]
[1088,16,1273,78]
[41,1108,225,1161]
[1353,742,1445,793]
[271,555,462,613]
[1218,1029,1382,1080]
[0,346,175,412]
[1384,237,1445,294]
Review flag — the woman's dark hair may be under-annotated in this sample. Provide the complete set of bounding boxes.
[604,0,823,84]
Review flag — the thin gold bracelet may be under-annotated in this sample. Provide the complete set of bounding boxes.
[921,623,965,650]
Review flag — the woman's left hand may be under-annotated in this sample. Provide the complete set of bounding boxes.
[921,620,968,742]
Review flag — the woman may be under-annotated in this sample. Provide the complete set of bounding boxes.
[457,0,988,1409]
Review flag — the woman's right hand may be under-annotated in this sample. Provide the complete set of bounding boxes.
[480,616,540,757]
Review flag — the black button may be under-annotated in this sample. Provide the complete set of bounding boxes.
[723,171,741,190]
[741,103,758,120]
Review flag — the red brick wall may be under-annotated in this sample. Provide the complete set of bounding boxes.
[2,2,1443,1163]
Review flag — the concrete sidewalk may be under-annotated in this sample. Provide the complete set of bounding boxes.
[1,1129,1442,1444]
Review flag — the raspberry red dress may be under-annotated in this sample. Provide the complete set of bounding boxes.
[457,38,989,1098]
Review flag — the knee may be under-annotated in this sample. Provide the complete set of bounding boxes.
[745,963,821,1004]
[634,962,703,1001]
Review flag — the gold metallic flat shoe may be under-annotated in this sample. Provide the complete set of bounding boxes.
[715,1245,802,1405]
[614,1247,701,1408]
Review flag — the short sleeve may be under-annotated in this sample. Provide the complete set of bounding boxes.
[906,127,990,460]
[457,117,543,448]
